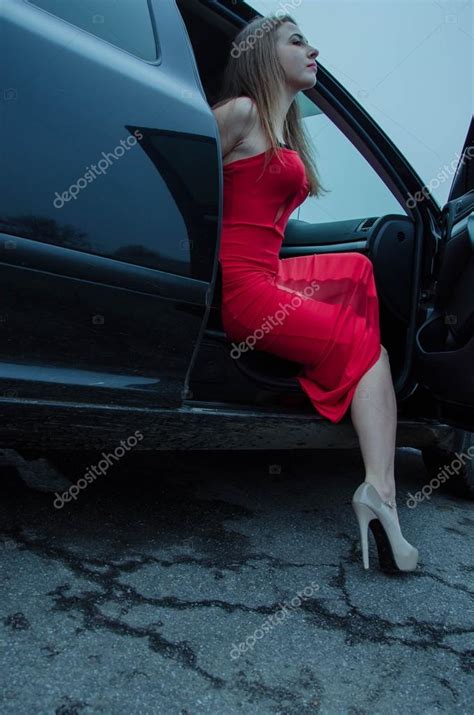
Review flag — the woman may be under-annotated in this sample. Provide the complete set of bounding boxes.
[212,14,418,573]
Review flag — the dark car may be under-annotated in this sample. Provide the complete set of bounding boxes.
[1,0,473,497]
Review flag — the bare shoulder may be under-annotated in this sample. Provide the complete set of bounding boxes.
[212,96,258,156]
[211,96,257,123]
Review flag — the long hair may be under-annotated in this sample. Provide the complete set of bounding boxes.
[212,13,328,197]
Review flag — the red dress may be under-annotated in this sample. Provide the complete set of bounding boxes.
[218,145,382,423]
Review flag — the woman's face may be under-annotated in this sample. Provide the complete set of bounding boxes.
[276,22,319,90]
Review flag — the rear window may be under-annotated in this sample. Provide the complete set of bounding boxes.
[27,0,157,61]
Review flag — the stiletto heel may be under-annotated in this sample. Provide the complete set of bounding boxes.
[352,501,373,570]
[352,481,419,573]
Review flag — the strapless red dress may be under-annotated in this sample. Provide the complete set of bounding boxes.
[218,145,382,423]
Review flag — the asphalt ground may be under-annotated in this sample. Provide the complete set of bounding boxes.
[0,447,472,714]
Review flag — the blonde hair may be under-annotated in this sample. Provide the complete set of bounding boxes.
[212,13,328,197]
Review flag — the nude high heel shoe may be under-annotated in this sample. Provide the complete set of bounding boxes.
[352,481,419,573]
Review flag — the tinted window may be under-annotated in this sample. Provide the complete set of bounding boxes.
[28,0,157,61]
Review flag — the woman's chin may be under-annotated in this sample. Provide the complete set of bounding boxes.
[302,76,317,89]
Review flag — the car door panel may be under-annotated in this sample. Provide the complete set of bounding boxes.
[414,194,474,428]
[414,118,474,430]
[0,236,207,407]
[1,0,221,409]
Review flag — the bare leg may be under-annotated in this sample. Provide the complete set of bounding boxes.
[350,345,401,529]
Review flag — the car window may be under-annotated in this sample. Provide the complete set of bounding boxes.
[290,94,406,224]
[27,0,157,61]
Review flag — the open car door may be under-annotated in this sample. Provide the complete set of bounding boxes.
[414,117,474,430]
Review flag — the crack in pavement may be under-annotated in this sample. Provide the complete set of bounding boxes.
[1,530,331,712]
[2,525,472,687]
[304,549,474,673]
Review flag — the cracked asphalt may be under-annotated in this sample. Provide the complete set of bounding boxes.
[0,447,473,714]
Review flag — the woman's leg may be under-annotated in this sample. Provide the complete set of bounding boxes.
[350,345,401,528]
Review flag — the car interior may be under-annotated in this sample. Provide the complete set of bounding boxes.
[177,0,473,421]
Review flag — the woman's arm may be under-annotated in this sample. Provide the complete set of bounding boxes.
[212,97,257,159]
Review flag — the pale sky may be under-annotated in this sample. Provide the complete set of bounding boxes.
[247,0,473,208]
